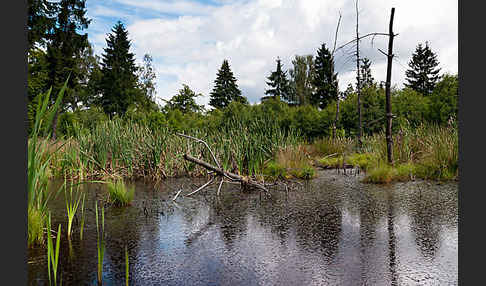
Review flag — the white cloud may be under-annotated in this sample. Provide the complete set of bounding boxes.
[89,0,458,106]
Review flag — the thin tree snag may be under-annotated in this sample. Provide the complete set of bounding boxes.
[356,0,363,148]
[385,7,396,164]
[331,12,342,138]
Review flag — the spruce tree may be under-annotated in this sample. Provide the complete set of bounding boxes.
[99,21,140,116]
[28,0,57,51]
[358,58,374,89]
[262,57,290,101]
[45,0,90,138]
[209,59,247,109]
[311,43,338,109]
[405,42,441,96]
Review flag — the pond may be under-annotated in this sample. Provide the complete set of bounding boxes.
[28,170,458,285]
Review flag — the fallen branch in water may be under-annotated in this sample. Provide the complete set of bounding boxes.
[176,133,270,196]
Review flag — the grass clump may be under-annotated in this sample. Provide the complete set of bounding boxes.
[107,179,135,206]
[363,162,397,184]
[318,155,343,168]
[28,206,46,247]
[264,145,316,179]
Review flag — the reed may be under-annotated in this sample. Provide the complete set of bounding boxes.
[64,179,83,239]
[46,213,62,285]
[79,193,86,240]
[28,206,46,247]
[48,115,301,181]
[95,201,105,285]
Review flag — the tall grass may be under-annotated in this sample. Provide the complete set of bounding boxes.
[49,115,301,181]
[107,179,135,206]
[125,245,129,286]
[28,206,46,247]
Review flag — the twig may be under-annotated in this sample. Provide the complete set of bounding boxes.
[176,133,221,169]
[217,178,224,196]
[172,189,183,201]
[186,178,215,197]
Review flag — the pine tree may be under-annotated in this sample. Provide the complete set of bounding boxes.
[358,58,374,89]
[405,42,441,96]
[311,43,338,109]
[45,0,90,138]
[209,59,247,109]
[262,57,290,102]
[99,21,140,116]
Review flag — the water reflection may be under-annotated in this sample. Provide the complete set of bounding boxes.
[28,173,458,285]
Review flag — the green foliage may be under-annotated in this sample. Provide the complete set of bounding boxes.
[363,163,397,184]
[165,84,204,113]
[209,59,248,108]
[28,206,46,247]
[405,42,441,96]
[428,73,458,125]
[263,161,287,179]
[312,43,338,109]
[107,180,135,206]
[288,55,315,105]
[263,57,291,101]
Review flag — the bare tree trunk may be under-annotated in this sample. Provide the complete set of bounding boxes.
[331,13,342,139]
[385,8,396,164]
[355,0,362,148]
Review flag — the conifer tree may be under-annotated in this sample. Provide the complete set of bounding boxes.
[405,42,441,96]
[311,43,338,109]
[99,21,140,116]
[358,58,374,89]
[262,57,290,101]
[28,0,57,51]
[209,59,247,109]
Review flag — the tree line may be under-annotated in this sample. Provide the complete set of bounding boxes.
[28,0,456,140]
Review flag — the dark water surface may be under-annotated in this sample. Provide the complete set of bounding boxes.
[28,170,458,285]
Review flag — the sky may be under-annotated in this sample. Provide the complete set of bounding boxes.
[85,0,458,107]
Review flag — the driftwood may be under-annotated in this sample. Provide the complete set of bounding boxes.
[176,133,270,197]
[183,154,269,193]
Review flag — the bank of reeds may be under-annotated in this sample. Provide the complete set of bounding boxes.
[48,117,301,181]
[314,123,458,183]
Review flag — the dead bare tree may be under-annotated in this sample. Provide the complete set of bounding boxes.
[331,12,342,138]
[355,0,362,147]
[384,8,396,164]
[334,6,397,164]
